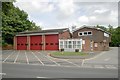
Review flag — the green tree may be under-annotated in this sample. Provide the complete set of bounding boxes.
[109,26,120,47]
[96,25,107,31]
[2,2,41,44]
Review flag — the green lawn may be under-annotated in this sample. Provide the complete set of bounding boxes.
[51,52,87,56]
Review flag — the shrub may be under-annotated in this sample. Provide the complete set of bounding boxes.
[75,49,79,52]
[60,48,64,52]
[2,41,8,47]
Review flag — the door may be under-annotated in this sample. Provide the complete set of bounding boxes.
[30,35,42,50]
[45,34,59,50]
[17,36,27,50]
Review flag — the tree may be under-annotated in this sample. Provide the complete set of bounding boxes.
[2,2,41,44]
[109,26,120,47]
[96,25,107,31]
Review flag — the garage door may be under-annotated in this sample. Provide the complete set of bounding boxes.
[30,35,42,50]
[17,36,27,50]
[45,34,59,50]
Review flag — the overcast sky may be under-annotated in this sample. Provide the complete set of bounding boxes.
[13,0,118,30]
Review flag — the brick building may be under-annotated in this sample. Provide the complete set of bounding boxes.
[14,28,71,50]
[14,26,111,51]
[72,26,111,51]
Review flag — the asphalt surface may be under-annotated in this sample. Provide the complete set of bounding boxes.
[2,63,118,78]
[1,47,119,78]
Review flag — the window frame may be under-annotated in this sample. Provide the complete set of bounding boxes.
[78,31,92,36]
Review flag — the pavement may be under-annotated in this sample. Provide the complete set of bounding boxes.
[1,47,119,78]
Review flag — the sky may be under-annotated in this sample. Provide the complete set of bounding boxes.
[13,0,118,30]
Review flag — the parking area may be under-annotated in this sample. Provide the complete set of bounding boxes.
[2,50,83,67]
[2,50,118,69]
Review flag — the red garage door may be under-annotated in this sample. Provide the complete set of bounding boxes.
[30,35,42,50]
[17,36,27,50]
[45,34,59,50]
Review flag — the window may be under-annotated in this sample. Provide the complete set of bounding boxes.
[35,43,37,45]
[68,41,72,48]
[55,43,59,45]
[64,41,67,48]
[60,41,63,45]
[88,32,92,35]
[25,44,28,46]
[104,32,109,37]
[73,41,76,48]
[46,43,48,45]
[78,31,92,36]
[79,32,82,35]
[39,43,43,45]
[60,41,64,49]
[76,41,81,48]
[84,32,87,35]
[59,39,82,50]
[50,43,53,45]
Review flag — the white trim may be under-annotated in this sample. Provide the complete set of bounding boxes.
[16,32,58,36]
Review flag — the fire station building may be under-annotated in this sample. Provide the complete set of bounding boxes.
[14,26,111,51]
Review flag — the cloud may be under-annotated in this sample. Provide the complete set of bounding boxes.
[14,1,118,29]
[58,0,75,15]
[14,1,55,14]
[94,9,109,14]
[78,16,89,23]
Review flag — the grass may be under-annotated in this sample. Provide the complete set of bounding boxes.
[51,52,88,56]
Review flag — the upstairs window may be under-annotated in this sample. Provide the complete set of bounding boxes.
[84,32,87,35]
[79,32,83,35]
[88,32,92,35]
[78,31,92,36]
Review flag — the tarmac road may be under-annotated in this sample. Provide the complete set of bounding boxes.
[2,63,118,78]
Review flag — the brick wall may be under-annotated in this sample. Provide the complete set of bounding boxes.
[59,31,71,39]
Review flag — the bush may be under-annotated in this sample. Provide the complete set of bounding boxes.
[75,49,79,52]
[60,48,64,52]
[2,40,8,47]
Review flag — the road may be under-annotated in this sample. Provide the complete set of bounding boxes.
[2,63,118,78]
[84,47,118,65]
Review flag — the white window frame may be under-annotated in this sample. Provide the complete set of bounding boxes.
[78,31,92,36]
[59,39,82,51]
[104,32,109,37]
[87,31,92,35]
[78,32,83,36]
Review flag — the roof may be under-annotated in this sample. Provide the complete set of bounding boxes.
[73,25,110,34]
[16,28,69,35]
